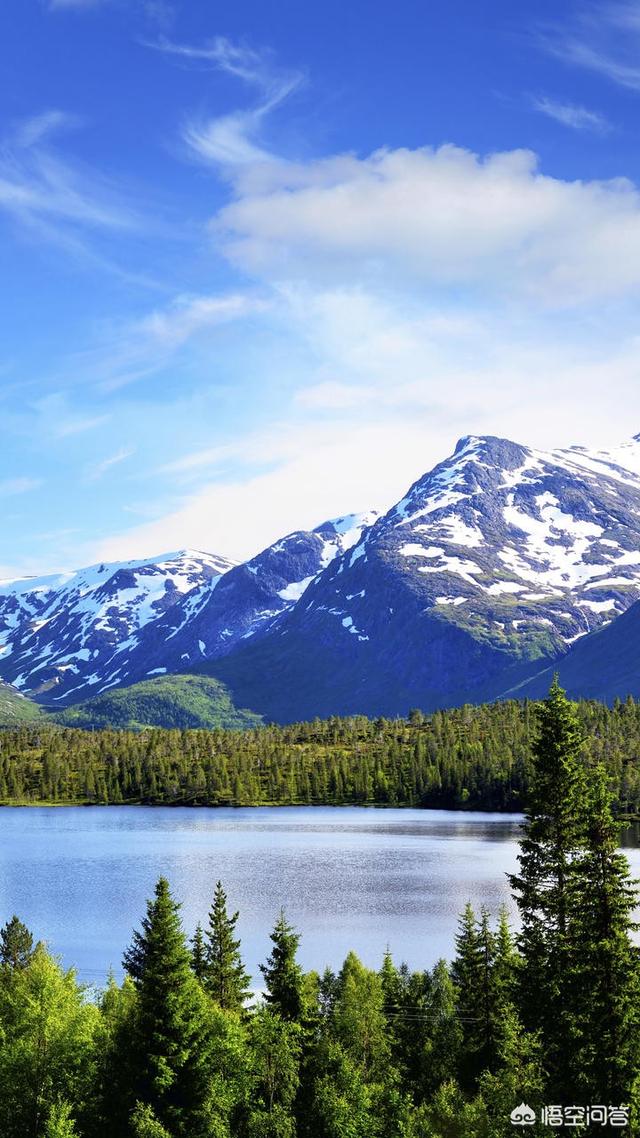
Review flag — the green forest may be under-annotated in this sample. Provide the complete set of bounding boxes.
[0,681,637,1136]
[2,695,640,814]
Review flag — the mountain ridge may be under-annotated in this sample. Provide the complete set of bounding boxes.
[2,432,640,723]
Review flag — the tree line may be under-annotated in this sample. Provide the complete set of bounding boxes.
[2,695,640,814]
[0,681,639,1135]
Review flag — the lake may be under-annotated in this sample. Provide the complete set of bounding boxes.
[1,805,638,986]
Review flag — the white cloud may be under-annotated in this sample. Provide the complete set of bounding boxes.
[158,444,239,475]
[210,142,640,307]
[0,114,139,262]
[33,392,110,438]
[532,96,611,133]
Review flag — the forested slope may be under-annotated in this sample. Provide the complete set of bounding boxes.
[3,695,640,813]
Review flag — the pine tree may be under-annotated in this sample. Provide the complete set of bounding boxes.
[0,915,34,970]
[451,903,497,1088]
[568,764,640,1103]
[122,877,220,1138]
[201,881,251,1012]
[509,678,586,1096]
[260,911,305,1022]
[478,1003,546,1138]
[190,924,207,982]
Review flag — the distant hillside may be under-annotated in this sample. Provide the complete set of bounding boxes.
[506,598,640,704]
[4,695,640,814]
[0,681,42,724]
[53,674,263,731]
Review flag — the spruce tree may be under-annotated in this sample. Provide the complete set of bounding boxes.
[568,764,640,1103]
[201,881,251,1012]
[122,877,219,1138]
[190,924,206,982]
[451,904,503,1088]
[260,911,305,1022]
[0,915,34,970]
[509,678,586,1095]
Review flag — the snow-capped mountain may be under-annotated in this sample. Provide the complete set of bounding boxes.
[0,551,233,703]
[3,432,640,721]
[207,434,640,721]
[76,512,378,697]
[0,515,377,706]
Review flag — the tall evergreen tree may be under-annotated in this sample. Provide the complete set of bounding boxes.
[330,952,390,1082]
[0,915,34,970]
[201,882,251,1012]
[260,912,305,1023]
[190,924,206,983]
[568,764,640,1103]
[509,678,586,1096]
[452,905,508,1089]
[122,877,219,1138]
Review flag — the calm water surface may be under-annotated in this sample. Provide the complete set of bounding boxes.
[0,806,637,985]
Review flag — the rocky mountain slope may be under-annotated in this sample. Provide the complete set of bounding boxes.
[0,551,233,704]
[2,432,640,722]
[205,434,640,720]
[506,596,640,705]
[0,515,376,707]
[105,512,377,693]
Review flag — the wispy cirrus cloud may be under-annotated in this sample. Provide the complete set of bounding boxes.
[63,290,268,393]
[531,95,612,133]
[148,35,303,167]
[540,2,640,91]
[0,110,138,251]
[0,477,42,497]
[14,109,82,148]
[34,393,111,439]
[85,448,134,482]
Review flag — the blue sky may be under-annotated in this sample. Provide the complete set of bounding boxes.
[3,0,640,573]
